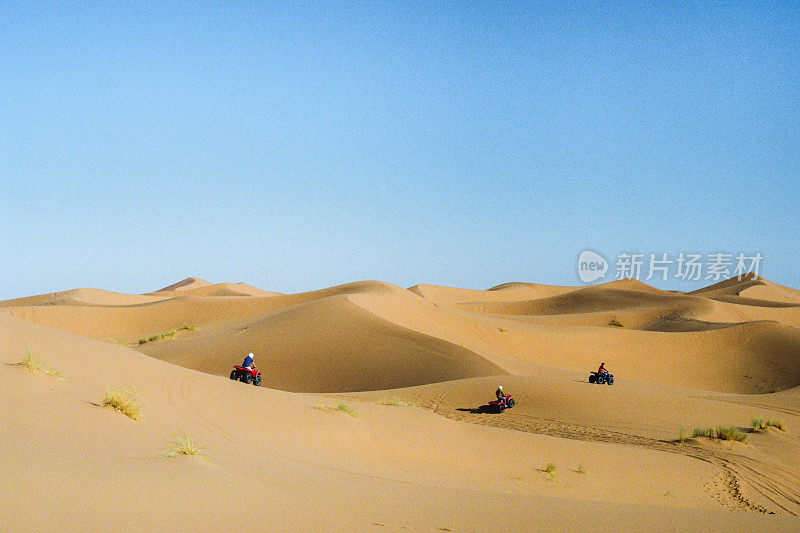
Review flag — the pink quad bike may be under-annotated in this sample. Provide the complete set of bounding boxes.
[230,366,262,386]
[488,394,515,413]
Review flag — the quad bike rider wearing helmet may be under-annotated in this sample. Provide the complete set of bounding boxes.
[242,352,256,370]
[496,385,506,400]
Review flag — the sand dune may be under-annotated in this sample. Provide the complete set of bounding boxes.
[3,274,800,529]
[138,293,506,392]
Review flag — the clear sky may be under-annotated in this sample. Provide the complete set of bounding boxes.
[1,1,798,299]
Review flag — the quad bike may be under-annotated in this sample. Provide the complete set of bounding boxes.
[488,395,515,413]
[230,366,262,386]
[589,371,614,386]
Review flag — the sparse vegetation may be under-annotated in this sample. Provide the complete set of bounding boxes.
[316,402,358,417]
[110,338,129,346]
[541,462,557,479]
[102,387,142,420]
[137,325,193,345]
[497,326,508,332]
[608,318,624,327]
[752,417,785,432]
[576,464,586,474]
[14,353,65,381]
[677,428,688,443]
[376,397,418,407]
[692,426,748,442]
[164,432,202,457]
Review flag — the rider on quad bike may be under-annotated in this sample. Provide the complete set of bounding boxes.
[242,352,256,370]
[597,362,608,375]
[496,385,506,400]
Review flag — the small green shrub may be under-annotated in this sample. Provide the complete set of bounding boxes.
[102,387,142,420]
[541,462,557,479]
[15,353,65,381]
[609,318,624,327]
[576,464,586,474]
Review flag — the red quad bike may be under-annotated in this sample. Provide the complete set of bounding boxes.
[230,366,262,386]
[488,395,515,413]
[589,371,614,386]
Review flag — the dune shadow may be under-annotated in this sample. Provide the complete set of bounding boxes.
[456,405,495,414]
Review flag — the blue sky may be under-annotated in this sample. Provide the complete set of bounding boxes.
[1,1,798,299]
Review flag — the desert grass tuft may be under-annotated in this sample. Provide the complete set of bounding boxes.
[376,397,418,407]
[315,403,358,417]
[137,325,194,345]
[541,462,557,479]
[15,353,65,381]
[164,432,202,457]
[608,318,624,327]
[752,417,784,432]
[575,464,586,474]
[766,419,785,431]
[102,387,142,420]
[692,425,748,442]
[335,403,357,416]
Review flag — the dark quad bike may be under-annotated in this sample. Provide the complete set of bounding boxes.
[488,395,515,413]
[230,366,262,386]
[589,372,614,386]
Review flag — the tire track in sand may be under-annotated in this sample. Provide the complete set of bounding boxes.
[410,385,799,516]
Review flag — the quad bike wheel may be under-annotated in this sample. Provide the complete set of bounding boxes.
[253,375,262,386]
[607,376,614,386]
[596,374,606,385]
[496,404,505,413]
[588,374,596,384]
[241,373,253,384]
[508,398,515,408]
[229,370,238,380]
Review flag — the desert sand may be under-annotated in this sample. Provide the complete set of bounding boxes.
[3,273,800,531]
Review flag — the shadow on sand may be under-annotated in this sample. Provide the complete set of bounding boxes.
[456,405,495,414]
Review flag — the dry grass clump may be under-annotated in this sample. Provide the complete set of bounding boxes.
[316,402,358,417]
[692,426,748,442]
[164,432,202,457]
[102,387,142,420]
[541,462,557,479]
[752,417,785,432]
[138,325,193,345]
[608,318,624,327]
[376,397,418,407]
[15,353,65,381]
